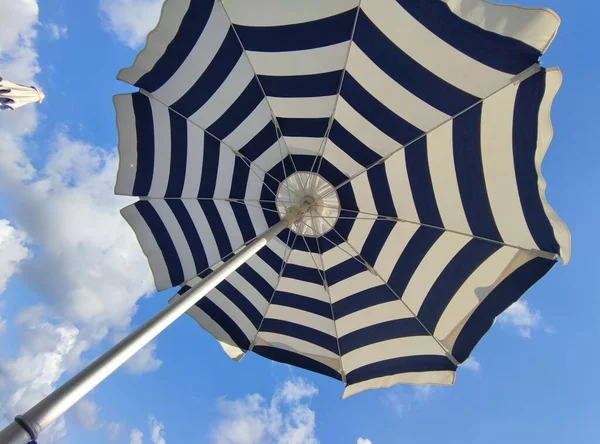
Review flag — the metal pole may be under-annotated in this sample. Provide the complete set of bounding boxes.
[0,202,310,444]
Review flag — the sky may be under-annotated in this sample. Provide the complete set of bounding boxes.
[0,0,598,443]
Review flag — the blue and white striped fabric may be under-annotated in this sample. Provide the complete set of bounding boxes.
[115,0,570,397]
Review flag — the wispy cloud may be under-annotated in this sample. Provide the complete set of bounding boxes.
[98,0,163,48]
[130,428,144,444]
[125,342,163,375]
[357,438,373,444]
[498,300,543,338]
[149,415,167,444]
[47,21,68,40]
[73,398,101,430]
[462,356,481,373]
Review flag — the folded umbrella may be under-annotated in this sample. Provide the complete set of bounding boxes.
[0,77,44,110]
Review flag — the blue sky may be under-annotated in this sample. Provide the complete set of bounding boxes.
[0,0,598,443]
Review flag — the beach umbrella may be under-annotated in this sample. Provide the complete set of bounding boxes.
[0,77,44,110]
[1,0,570,442]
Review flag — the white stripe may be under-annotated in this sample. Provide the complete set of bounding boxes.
[150,200,197,282]
[223,100,272,150]
[117,0,191,85]
[214,201,245,251]
[385,150,420,222]
[323,139,364,177]
[254,140,285,172]
[186,304,244,360]
[227,272,269,313]
[427,123,472,234]
[120,204,171,290]
[342,336,447,372]
[268,96,337,118]
[189,55,254,128]
[334,97,399,157]
[342,371,454,399]
[374,222,419,281]
[283,137,323,155]
[361,0,512,98]
[214,145,236,198]
[209,289,257,341]
[443,0,560,53]
[246,42,349,76]
[152,3,230,105]
[481,82,537,249]
[182,200,221,266]
[254,333,340,365]
[346,216,375,256]
[321,242,357,268]
[114,94,137,195]
[336,301,412,337]
[328,271,381,303]
[266,305,336,336]
[347,44,449,130]
[277,278,329,302]
[222,0,359,26]
[181,124,204,197]
[148,97,171,197]
[286,249,322,268]
[245,254,279,287]
[402,232,470,314]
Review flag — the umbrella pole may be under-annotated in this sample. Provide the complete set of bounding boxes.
[0,201,311,444]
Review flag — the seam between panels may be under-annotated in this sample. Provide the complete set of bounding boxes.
[315,215,462,367]
[310,204,558,261]
[138,88,292,200]
[250,231,298,351]
[317,63,543,201]
[218,2,304,196]
[309,1,364,193]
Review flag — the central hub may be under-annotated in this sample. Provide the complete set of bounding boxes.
[275,172,340,237]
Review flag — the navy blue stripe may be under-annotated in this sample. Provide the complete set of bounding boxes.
[135,0,215,92]
[329,121,380,167]
[453,257,554,363]
[171,29,242,118]
[234,9,356,52]
[207,80,264,140]
[253,346,342,381]
[333,286,397,319]
[256,245,284,273]
[325,258,365,286]
[260,319,338,355]
[337,185,359,211]
[271,292,332,319]
[368,164,397,217]
[353,11,477,115]
[513,72,560,254]
[199,298,250,350]
[216,280,262,329]
[239,122,278,161]
[131,94,154,196]
[283,264,323,285]
[198,135,220,198]
[178,285,191,296]
[346,355,456,385]
[388,227,443,298]
[278,118,329,137]
[230,202,256,242]
[199,201,233,257]
[419,240,501,332]
[165,109,187,197]
[339,318,427,355]
[135,201,183,286]
[166,200,209,273]
[361,220,395,266]
[405,138,443,227]
[342,73,421,145]
[453,103,502,241]
[259,71,342,98]
[396,0,540,75]
[229,156,250,200]
[237,263,273,301]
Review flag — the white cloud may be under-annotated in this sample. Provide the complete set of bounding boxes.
[47,22,68,40]
[130,428,144,444]
[385,385,441,418]
[498,300,542,338]
[212,378,319,444]
[125,342,162,375]
[0,219,31,293]
[357,439,373,444]
[73,398,101,430]
[0,303,6,335]
[99,0,163,48]
[149,415,166,444]
[462,357,481,373]
[107,422,123,441]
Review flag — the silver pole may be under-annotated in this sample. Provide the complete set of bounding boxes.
[0,202,310,444]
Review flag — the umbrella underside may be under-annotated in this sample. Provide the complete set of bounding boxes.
[114,0,570,397]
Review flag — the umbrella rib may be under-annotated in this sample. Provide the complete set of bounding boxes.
[315,215,461,367]
[219,3,305,196]
[250,230,298,351]
[138,88,296,201]
[309,2,363,193]
[312,204,558,260]
[316,63,542,202]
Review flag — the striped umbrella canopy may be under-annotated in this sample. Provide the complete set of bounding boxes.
[0,77,44,110]
[114,0,570,398]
